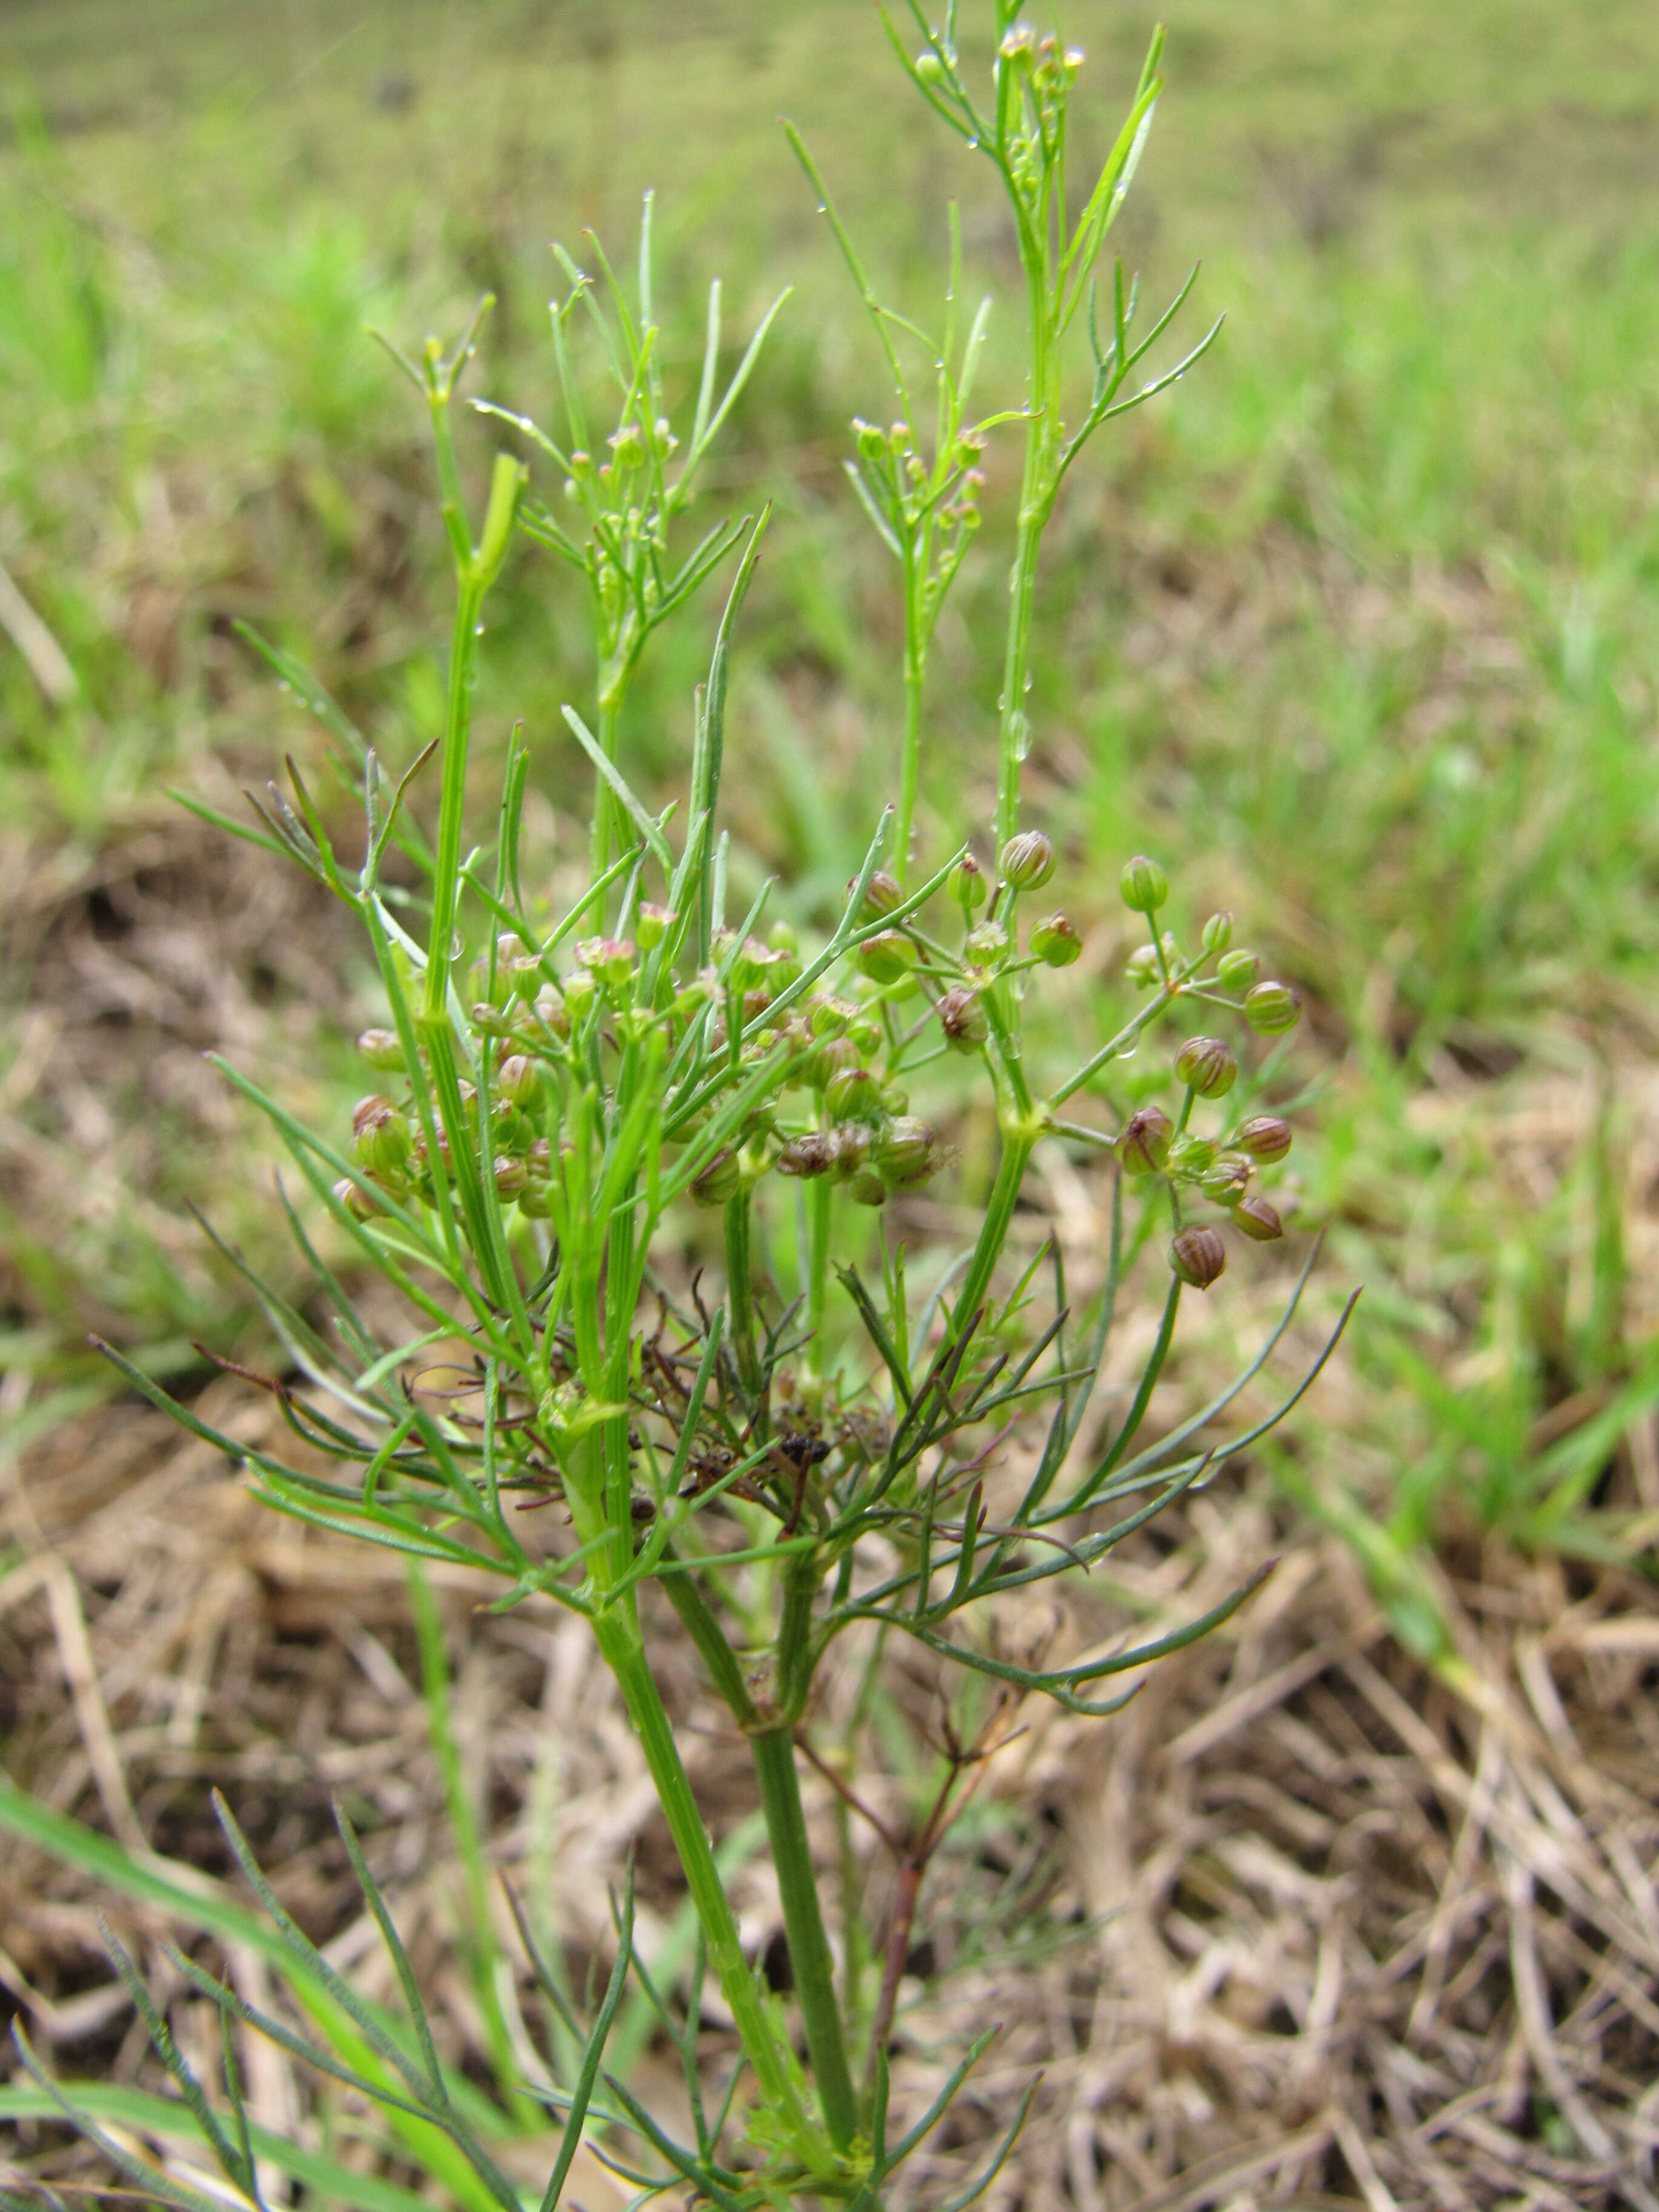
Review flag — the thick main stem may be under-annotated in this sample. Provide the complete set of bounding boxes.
[594,1607,814,2149]
[724,1187,762,1407]
[750,1726,859,2151]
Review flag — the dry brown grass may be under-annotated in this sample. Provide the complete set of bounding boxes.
[4,1327,1658,2208]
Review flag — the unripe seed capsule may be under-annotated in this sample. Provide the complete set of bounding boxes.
[850,868,904,920]
[1167,1133,1216,1179]
[856,930,917,987]
[826,1067,884,1124]
[950,852,988,910]
[1235,1114,1293,1162]
[1000,830,1055,891]
[1245,980,1302,1035]
[1175,1035,1237,1098]
[1118,1104,1173,1175]
[1119,854,1168,913]
[848,1169,888,1207]
[1031,913,1083,967]
[352,1094,395,1138]
[1199,1152,1251,1207]
[357,1028,403,1071]
[938,984,989,1053]
[1218,948,1261,991]
[1170,1224,1226,1289]
[358,1113,411,1181]
[518,1180,554,1219]
[873,1116,939,1187]
[496,1054,540,1110]
[493,1156,529,1200]
[690,1148,741,1206]
[1233,1193,1285,1242]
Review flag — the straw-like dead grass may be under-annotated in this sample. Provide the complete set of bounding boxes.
[4,1344,1657,2209]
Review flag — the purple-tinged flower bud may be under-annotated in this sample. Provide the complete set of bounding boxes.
[1125,943,1161,990]
[636,902,678,951]
[1166,1133,1216,1179]
[854,417,890,463]
[826,1067,884,1124]
[561,969,597,1019]
[352,1094,396,1138]
[999,830,1055,891]
[1245,980,1302,1036]
[1119,854,1168,913]
[333,1176,383,1223]
[1031,913,1083,968]
[848,1012,885,1057]
[357,1028,404,1071]
[850,868,904,920]
[496,1054,540,1110]
[777,1130,841,1179]
[848,1168,888,1207]
[808,995,852,1038]
[950,852,988,910]
[1118,1105,1173,1175]
[1199,1152,1251,1207]
[856,930,918,987]
[1235,1115,1292,1162]
[938,984,989,1053]
[874,1116,940,1188]
[471,1000,514,1037]
[493,1156,529,1201]
[518,1179,554,1219]
[1217,948,1260,991]
[965,921,1008,970]
[833,1123,871,1176]
[691,1148,742,1206]
[1233,1193,1285,1242]
[577,936,638,991]
[879,1080,908,1115]
[1170,1224,1226,1289]
[1175,1035,1237,1099]
[1202,911,1233,953]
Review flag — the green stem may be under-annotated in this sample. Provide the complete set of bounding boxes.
[896,567,925,883]
[424,578,484,1024]
[659,1546,757,1727]
[951,1125,1037,1343]
[592,1605,816,2152]
[750,1725,858,2153]
[586,681,624,929]
[725,1186,763,1408]
[806,1176,833,1353]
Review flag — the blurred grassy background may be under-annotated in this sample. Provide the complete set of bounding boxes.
[2,0,1658,1600]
